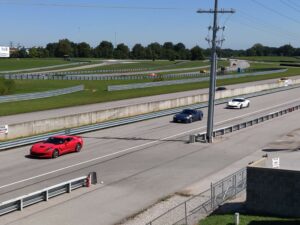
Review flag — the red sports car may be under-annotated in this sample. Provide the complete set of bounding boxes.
[30,135,83,158]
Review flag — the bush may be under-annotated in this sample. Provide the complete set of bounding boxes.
[0,78,16,95]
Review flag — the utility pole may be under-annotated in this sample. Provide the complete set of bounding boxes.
[197,0,235,143]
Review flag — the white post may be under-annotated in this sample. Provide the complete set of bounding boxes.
[235,212,239,225]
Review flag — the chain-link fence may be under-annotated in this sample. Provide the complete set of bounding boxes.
[146,168,247,225]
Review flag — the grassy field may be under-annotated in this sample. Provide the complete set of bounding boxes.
[199,214,300,225]
[0,58,78,71]
[0,66,299,116]
[69,60,211,72]
[237,56,300,63]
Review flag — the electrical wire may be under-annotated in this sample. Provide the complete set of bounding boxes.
[251,0,300,25]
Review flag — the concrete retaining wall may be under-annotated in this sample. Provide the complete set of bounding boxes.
[2,79,300,140]
[247,165,300,217]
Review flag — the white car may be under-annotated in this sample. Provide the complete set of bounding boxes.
[278,77,292,87]
[227,98,250,109]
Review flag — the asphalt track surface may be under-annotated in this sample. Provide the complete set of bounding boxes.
[1,86,300,225]
[2,76,300,125]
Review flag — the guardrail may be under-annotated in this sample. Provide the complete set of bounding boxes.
[4,72,207,81]
[146,168,246,225]
[0,85,84,103]
[0,172,97,216]
[0,83,299,151]
[189,104,300,143]
[107,69,287,91]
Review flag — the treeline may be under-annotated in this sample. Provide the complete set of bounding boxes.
[10,40,300,60]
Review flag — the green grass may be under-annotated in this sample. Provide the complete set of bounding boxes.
[0,58,76,71]
[236,56,300,63]
[70,60,211,72]
[0,67,299,116]
[199,214,300,225]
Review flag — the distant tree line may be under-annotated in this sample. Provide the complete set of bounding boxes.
[9,40,300,60]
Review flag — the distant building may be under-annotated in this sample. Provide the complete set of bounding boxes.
[0,46,10,58]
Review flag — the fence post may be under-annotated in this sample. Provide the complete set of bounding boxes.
[210,182,214,210]
[185,201,188,225]
[233,174,237,196]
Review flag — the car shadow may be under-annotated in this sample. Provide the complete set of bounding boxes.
[262,148,297,152]
[25,155,49,160]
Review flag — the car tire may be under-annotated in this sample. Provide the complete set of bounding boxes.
[247,103,250,108]
[189,118,193,123]
[239,104,242,109]
[52,150,59,158]
[75,143,82,152]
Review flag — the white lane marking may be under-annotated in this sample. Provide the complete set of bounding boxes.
[1,98,300,190]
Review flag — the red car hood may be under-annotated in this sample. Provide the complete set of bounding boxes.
[31,142,57,153]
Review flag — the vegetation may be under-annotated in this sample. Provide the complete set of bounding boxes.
[0,58,75,71]
[199,214,300,225]
[0,78,15,95]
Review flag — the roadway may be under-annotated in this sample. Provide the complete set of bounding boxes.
[0,86,300,225]
[1,75,300,125]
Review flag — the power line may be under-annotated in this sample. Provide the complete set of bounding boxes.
[251,0,300,25]
[280,0,300,13]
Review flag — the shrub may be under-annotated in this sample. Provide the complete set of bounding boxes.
[0,78,16,95]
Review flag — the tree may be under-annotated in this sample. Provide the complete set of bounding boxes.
[55,39,73,57]
[278,44,295,56]
[131,44,146,59]
[94,41,114,58]
[162,42,176,60]
[113,43,130,59]
[191,46,204,60]
[77,42,91,58]
[146,42,162,60]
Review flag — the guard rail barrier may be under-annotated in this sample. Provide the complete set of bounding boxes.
[0,172,97,216]
[107,69,287,91]
[189,104,300,143]
[0,85,84,103]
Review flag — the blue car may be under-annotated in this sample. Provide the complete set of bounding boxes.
[173,109,204,123]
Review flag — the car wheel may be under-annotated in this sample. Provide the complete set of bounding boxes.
[239,104,242,109]
[247,103,250,108]
[52,150,59,158]
[75,143,82,152]
[189,118,193,123]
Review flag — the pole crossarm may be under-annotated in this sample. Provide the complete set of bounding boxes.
[197,9,235,13]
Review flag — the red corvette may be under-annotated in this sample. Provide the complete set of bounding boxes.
[30,135,83,158]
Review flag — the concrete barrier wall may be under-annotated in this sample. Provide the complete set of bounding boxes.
[2,79,300,140]
[246,166,300,217]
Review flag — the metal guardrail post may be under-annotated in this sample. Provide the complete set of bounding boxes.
[210,182,214,210]
[45,190,49,201]
[184,201,188,225]
[19,199,23,211]
[67,183,72,193]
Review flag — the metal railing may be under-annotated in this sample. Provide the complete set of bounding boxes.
[4,72,206,81]
[190,104,300,143]
[107,69,287,91]
[146,168,247,225]
[0,83,300,151]
[0,175,91,216]
[0,85,84,103]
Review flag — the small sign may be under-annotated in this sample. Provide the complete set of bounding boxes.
[272,157,280,168]
[0,125,8,134]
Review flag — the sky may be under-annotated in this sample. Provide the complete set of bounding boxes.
[1,0,300,50]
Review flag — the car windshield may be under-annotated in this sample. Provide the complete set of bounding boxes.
[45,137,64,144]
[232,99,244,102]
[182,109,194,114]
